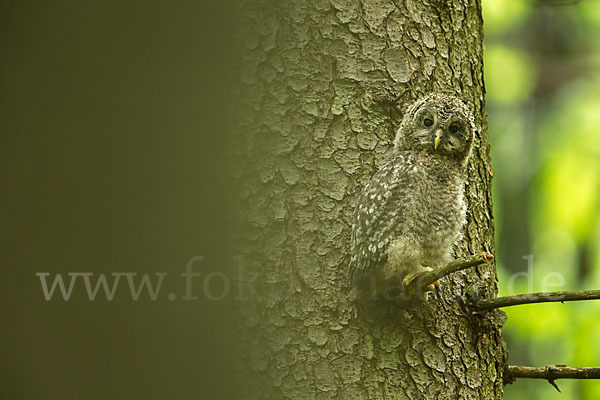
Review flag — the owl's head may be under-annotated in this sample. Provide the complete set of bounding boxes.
[394,94,475,160]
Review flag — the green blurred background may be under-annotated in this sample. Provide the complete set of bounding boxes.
[484,0,600,398]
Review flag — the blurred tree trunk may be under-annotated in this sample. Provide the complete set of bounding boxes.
[234,0,507,398]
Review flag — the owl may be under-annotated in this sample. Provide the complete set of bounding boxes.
[350,93,476,299]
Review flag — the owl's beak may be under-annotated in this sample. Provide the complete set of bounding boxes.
[434,129,442,150]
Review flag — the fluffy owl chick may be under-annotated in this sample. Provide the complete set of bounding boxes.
[350,94,475,299]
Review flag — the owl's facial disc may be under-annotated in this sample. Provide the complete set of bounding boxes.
[420,115,467,155]
[407,100,473,158]
[393,94,474,159]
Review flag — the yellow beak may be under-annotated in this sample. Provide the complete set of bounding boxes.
[434,129,442,150]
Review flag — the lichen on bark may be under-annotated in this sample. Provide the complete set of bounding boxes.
[233,0,507,398]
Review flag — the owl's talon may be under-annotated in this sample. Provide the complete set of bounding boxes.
[402,269,436,299]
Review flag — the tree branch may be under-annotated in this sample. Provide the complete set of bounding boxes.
[474,289,600,310]
[506,365,600,392]
[416,252,493,290]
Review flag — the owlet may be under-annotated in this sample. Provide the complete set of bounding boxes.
[350,94,475,299]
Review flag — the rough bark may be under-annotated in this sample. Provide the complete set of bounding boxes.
[233,0,507,398]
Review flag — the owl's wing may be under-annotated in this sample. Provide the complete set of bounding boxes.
[350,154,412,285]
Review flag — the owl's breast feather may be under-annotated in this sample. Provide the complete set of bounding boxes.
[417,165,466,249]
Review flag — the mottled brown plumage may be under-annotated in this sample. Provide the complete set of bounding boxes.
[350,94,475,299]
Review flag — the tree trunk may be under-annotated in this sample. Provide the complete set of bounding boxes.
[234,0,508,398]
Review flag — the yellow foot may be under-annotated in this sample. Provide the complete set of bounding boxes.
[402,268,438,299]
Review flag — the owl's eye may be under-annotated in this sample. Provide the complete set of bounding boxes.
[423,118,433,127]
[448,124,459,133]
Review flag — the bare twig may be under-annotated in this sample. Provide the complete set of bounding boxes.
[474,289,600,310]
[416,252,493,290]
[507,365,600,392]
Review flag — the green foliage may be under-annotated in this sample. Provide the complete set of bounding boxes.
[483,0,530,35]
[484,1,600,399]
[536,83,600,240]
[485,45,536,104]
